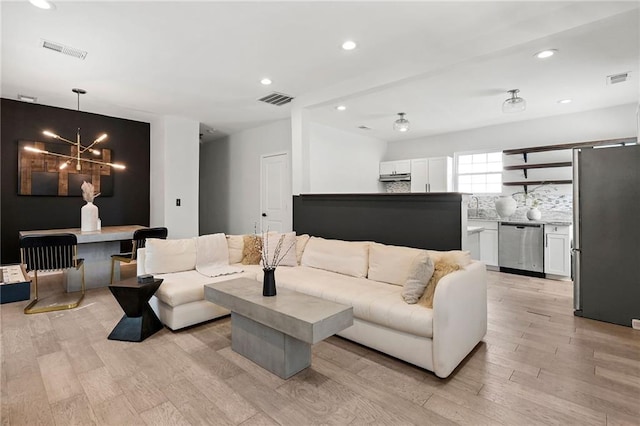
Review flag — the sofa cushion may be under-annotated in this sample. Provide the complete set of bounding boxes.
[261,266,433,338]
[242,235,262,264]
[226,235,244,264]
[295,234,310,265]
[368,243,432,286]
[145,238,196,274]
[263,232,297,267]
[301,237,370,278]
[155,270,257,307]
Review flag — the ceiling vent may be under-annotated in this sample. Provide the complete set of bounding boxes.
[41,39,88,60]
[258,92,294,106]
[607,72,628,85]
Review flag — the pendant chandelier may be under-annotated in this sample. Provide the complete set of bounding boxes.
[502,89,526,113]
[23,88,125,171]
[393,112,410,132]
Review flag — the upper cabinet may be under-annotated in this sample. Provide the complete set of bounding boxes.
[380,160,411,176]
[410,157,452,192]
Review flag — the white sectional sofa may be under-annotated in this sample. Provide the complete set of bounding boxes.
[137,234,487,378]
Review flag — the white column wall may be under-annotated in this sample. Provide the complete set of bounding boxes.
[150,115,199,239]
[309,122,387,193]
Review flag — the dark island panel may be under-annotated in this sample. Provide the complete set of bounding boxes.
[293,193,465,251]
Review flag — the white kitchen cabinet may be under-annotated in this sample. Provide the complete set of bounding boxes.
[544,225,572,277]
[380,160,411,176]
[410,157,453,192]
[468,220,498,267]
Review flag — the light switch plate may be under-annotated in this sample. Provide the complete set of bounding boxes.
[632,319,640,330]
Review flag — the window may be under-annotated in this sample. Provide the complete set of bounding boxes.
[456,151,502,193]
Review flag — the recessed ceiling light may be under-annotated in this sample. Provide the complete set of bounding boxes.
[29,0,55,10]
[342,40,357,51]
[534,49,558,59]
[260,78,272,85]
[336,105,347,111]
[18,94,37,103]
[558,99,572,104]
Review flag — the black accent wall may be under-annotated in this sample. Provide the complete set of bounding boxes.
[1,98,151,264]
[293,193,464,250]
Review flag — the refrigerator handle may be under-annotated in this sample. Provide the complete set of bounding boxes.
[572,148,581,311]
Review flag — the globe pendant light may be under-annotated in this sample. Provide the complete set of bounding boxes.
[502,89,526,113]
[393,112,410,132]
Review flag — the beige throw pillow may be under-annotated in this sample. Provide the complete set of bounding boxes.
[401,252,435,304]
[418,260,462,308]
[369,242,429,286]
[241,235,262,265]
[263,232,297,267]
[426,250,472,268]
[226,234,244,264]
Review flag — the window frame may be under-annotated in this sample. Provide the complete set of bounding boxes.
[453,149,503,195]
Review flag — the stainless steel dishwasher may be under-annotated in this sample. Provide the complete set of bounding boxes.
[498,222,544,274]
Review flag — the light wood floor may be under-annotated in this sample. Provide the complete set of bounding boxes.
[2,268,639,425]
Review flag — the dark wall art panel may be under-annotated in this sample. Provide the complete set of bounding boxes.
[18,140,114,196]
[1,98,151,264]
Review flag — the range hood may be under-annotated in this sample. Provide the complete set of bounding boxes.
[379,173,411,182]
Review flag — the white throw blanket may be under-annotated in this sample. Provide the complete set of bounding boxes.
[195,233,244,277]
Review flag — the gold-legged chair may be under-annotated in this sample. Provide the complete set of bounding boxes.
[110,227,168,283]
[20,233,85,314]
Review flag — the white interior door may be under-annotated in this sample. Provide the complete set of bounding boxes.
[260,152,291,233]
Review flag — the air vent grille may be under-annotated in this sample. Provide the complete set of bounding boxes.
[607,72,628,85]
[41,39,88,60]
[258,92,294,106]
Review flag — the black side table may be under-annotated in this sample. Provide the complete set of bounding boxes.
[108,277,163,342]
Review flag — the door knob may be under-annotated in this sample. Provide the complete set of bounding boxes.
[262,213,267,217]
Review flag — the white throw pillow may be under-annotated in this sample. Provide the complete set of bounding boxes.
[145,238,197,274]
[226,235,244,264]
[263,232,297,267]
[301,237,369,278]
[368,242,430,286]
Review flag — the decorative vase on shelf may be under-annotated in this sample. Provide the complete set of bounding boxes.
[81,201,99,231]
[526,207,542,221]
[495,196,517,219]
[262,267,276,296]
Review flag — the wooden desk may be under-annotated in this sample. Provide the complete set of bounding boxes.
[19,225,145,290]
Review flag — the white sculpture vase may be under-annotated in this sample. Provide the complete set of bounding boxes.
[81,201,99,231]
[526,207,542,221]
[495,196,517,219]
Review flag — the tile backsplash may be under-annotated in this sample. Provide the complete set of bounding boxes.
[384,181,411,193]
[468,193,573,221]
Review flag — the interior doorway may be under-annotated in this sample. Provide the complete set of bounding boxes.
[260,152,291,233]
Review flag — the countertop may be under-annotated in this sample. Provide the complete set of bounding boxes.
[468,217,572,226]
[467,226,485,235]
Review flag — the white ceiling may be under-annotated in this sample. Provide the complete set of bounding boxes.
[1,1,638,143]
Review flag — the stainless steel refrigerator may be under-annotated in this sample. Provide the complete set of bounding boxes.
[573,143,640,327]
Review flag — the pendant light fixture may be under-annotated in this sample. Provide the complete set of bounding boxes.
[23,89,125,170]
[502,89,526,113]
[393,112,410,132]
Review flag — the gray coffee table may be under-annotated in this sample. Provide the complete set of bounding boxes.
[204,277,353,379]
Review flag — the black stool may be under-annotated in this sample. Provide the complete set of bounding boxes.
[108,277,163,342]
